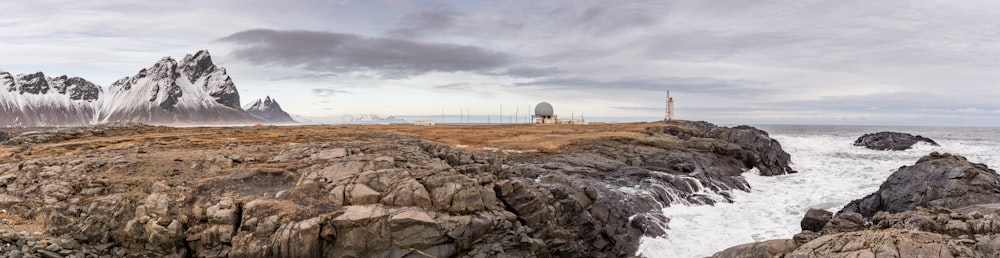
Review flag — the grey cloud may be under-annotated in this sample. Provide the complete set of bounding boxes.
[774,92,1000,112]
[388,9,459,38]
[514,76,775,96]
[268,73,339,81]
[499,66,564,78]
[563,1,663,33]
[313,88,351,97]
[435,83,469,90]
[219,29,512,78]
[612,106,662,112]
[646,31,810,61]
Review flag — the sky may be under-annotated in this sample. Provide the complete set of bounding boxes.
[2,0,1000,126]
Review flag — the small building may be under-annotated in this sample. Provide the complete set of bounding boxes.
[414,120,435,126]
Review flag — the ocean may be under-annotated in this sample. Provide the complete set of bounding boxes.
[637,125,1000,258]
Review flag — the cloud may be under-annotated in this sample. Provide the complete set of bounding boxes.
[219,29,512,78]
[312,88,351,97]
[388,9,459,38]
[774,92,1000,112]
[514,76,776,96]
[498,66,564,78]
[559,1,662,33]
[434,83,469,90]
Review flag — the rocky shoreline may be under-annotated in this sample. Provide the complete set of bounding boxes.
[713,152,1000,258]
[0,121,794,257]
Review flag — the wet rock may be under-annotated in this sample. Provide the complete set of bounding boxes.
[715,153,1000,257]
[800,208,832,232]
[654,121,796,176]
[840,152,1000,217]
[854,131,939,151]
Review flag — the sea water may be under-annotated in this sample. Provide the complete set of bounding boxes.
[637,125,1000,258]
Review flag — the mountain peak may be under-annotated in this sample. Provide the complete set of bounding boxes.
[177,50,240,109]
[180,50,215,83]
[95,50,258,124]
[245,96,295,123]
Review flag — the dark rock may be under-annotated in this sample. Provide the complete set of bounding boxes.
[50,75,101,101]
[853,131,939,151]
[0,131,7,142]
[800,208,832,232]
[16,72,50,95]
[653,121,796,176]
[840,152,1000,217]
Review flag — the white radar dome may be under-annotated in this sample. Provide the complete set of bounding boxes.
[535,102,554,117]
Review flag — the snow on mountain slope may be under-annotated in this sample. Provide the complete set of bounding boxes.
[244,96,296,123]
[95,51,260,125]
[0,50,264,127]
[0,71,101,126]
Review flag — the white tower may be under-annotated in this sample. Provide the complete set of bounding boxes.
[666,91,675,121]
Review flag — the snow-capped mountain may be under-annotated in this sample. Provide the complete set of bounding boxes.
[244,96,295,123]
[0,50,267,127]
[95,50,258,125]
[0,70,102,126]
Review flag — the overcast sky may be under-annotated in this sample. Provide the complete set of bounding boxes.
[2,0,999,126]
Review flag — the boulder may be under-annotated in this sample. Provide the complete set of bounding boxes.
[800,208,832,232]
[853,131,939,151]
[840,152,1000,217]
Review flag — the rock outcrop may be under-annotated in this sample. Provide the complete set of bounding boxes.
[0,121,794,257]
[713,152,1000,258]
[853,131,939,151]
[244,96,295,123]
[652,121,796,176]
[840,152,1000,217]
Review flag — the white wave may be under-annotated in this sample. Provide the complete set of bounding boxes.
[638,126,1000,258]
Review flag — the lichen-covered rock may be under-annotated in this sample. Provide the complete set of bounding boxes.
[711,239,797,258]
[789,229,957,258]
